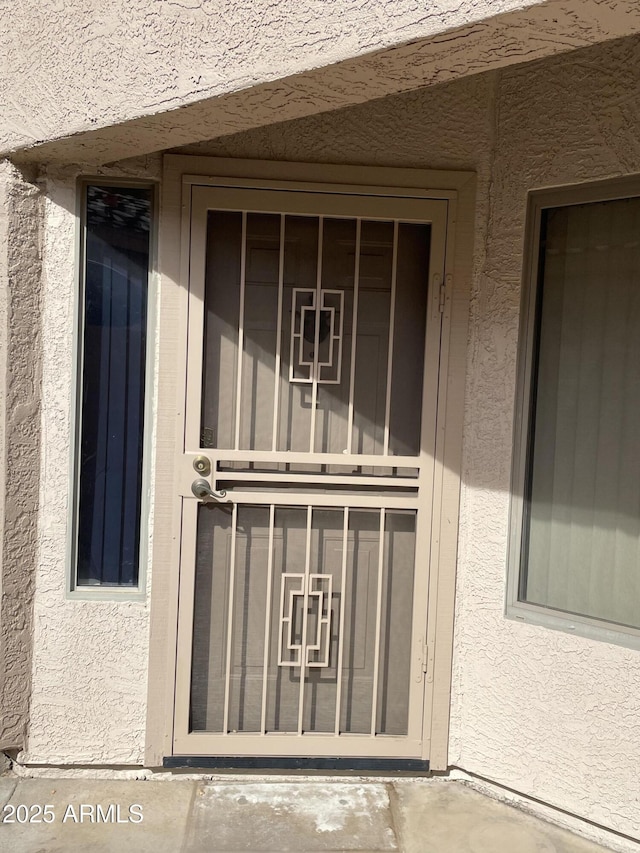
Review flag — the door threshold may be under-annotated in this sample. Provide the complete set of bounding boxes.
[163,756,430,772]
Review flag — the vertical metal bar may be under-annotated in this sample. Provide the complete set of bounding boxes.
[118,265,133,585]
[309,217,324,453]
[98,258,113,583]
[346,220,361,454]
[222,503,239,734]
[370,508,386,736]
[297,505,313,734]
[383,221,399,455]
[260,504,276,734]
[234,211,248,450]
[271,215,286,451]
[334,506,349,735]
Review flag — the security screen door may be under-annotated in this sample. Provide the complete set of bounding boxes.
[173,182,448,759]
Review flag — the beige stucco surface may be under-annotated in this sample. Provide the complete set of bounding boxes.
[0,162,42,750]
[21,160,159,765]
[16,32,640,845]
[4,0,640,164]
[453,40,640,842]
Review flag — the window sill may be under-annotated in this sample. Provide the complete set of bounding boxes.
[66,586,147,603]
[506,601,640,652]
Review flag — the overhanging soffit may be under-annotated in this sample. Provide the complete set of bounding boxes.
[3,0,640,164]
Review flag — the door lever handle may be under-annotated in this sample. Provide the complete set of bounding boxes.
[191,478,228,501]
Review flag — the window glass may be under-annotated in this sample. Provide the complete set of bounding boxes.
[76,185,152,587]
[521,196,640,629]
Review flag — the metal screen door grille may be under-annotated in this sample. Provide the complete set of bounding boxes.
[173,186,446,758]
[190,504,416,737]
[199,213,429,458]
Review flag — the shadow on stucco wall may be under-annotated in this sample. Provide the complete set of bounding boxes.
[0,161,43,752]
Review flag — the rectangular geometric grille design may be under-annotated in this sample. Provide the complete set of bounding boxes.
[290,288,344,384]
[278,572,333,668]
[200,213,431,456]
[190,504,417,738]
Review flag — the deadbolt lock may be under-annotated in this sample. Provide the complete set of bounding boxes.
[193,455,211,476]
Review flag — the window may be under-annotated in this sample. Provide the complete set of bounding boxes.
[509,184,640,641]
[73,183,153,590]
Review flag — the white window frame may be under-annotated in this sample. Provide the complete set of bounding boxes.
[506,176,640,649]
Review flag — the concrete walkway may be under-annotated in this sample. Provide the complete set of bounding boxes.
[0,776,617,853]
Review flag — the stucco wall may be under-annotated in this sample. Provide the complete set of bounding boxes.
[5,0,640,165]
[0,0,543,154]
[19,32,640,842]
[0,162,43,750]
[452,37,640,841]
[21,158,160,765]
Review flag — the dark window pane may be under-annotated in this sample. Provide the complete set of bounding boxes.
[76,185,152,586]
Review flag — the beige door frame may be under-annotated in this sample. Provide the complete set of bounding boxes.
[145,155,475,769]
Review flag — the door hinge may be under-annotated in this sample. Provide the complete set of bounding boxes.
[422,643,435,683]
[438,275,451,314]
[417,642,432,683]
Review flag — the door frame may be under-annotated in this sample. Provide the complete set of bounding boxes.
[145,155,476,770]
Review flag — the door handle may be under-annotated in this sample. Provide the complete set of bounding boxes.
[191,478,228,501]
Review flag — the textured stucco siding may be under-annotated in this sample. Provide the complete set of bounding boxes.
[5,0,640,165]
[0,0,542,153]
[21,160,160,765]
[17,33,640,842]
[452,37,640,839]
[0,162,43,750]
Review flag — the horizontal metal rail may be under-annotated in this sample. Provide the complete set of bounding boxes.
[215,471,419,489]
[181,491,420,509]
[199,450,422,469]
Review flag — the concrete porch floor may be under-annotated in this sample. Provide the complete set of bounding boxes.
[0,776,620,853]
